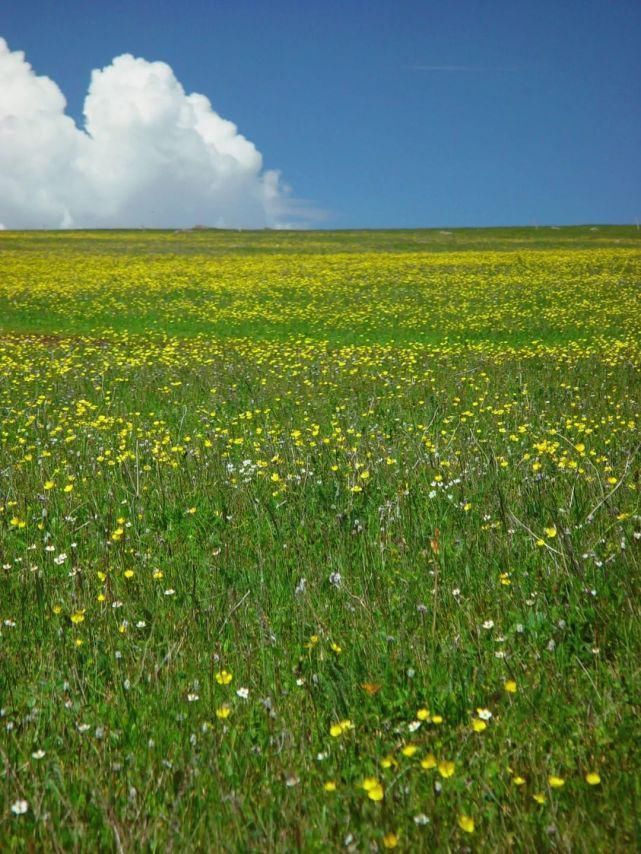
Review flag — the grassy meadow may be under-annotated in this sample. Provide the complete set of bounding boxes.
[1,225,640,850]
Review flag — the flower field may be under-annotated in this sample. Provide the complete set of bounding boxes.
[1,226,640,850]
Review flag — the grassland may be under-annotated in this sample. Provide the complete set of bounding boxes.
[1,226,640,851]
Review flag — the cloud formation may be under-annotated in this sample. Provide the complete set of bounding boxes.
[0,38,294,228]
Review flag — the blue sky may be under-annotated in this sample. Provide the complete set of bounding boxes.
[3,0,641,227]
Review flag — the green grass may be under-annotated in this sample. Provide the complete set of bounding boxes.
[0,227,640,851]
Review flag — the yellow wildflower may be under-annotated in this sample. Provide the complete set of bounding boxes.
[438,760,455,778]
[363,779,384,802]
[458,815,474,833]
[329,719,353,737]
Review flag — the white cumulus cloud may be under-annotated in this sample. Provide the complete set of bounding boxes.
[0,38,296,228]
